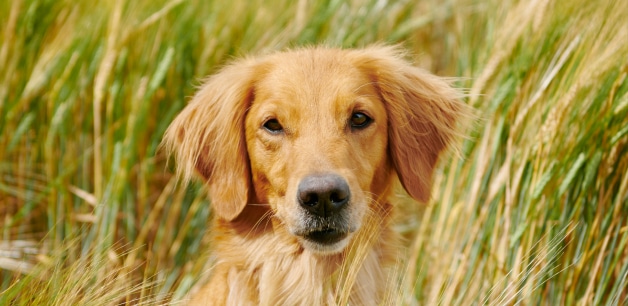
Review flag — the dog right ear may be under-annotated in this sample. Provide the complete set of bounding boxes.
[162,59,259,221]
[353,45,472,203]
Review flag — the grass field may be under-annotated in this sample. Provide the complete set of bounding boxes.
[1,0,627,304]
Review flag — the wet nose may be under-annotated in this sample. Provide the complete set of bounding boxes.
[297,173,350,217]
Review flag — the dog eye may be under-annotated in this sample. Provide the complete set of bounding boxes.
[263,119,284,133]
[350,112,372,129]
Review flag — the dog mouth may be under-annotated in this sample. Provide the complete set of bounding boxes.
[288,205,358,254]
[292,218,356,254]
[304,227,348,245]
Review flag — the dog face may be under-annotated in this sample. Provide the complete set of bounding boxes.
[245,52,390,253]
[163,46,468,255]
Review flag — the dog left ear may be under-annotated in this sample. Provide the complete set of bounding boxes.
[356,46,472,203]
[162,59,260,221]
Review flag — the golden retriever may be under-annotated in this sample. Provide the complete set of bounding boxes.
[162,45,471,305]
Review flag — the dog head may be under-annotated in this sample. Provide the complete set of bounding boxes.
[162,46,470,255]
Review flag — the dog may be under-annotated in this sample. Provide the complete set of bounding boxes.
[162,45,471,305]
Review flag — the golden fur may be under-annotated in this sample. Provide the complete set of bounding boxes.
[162,45,471,305]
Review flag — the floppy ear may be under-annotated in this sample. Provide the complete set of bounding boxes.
[356,46,472,203]
[162,59,259,221]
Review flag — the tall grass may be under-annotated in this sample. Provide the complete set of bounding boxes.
[1,0,626,304]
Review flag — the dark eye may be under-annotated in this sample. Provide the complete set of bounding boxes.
[350,112,372,129]
[263,119,283,133]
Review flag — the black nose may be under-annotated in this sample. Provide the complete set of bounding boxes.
[297,173,350,217]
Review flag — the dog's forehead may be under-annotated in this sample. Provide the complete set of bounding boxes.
[253,51,376,113]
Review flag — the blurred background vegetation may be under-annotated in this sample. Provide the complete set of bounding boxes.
[1,0,626,304]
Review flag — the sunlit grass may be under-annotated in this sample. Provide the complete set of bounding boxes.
[1,0,626,304]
